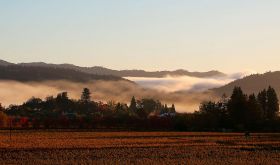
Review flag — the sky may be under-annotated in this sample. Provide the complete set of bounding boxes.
[0,0,279,73]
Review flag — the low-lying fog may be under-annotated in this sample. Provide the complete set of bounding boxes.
[125,71,254,93]
[0,71,253,112]
[0,80,217,112]
[125,76,231,93]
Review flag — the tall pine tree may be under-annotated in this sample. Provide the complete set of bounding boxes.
[129,96,137,113]
[257,89,267,120]
[81,88,91,103]
[266,86,279,120]
[247,94,262,128]
[228,87,248,129]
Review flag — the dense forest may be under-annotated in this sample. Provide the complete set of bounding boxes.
[0,86,279,131]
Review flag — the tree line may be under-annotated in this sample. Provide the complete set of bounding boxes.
[0,86,279,131]
[0,88,176,130]
[195,86,280,131]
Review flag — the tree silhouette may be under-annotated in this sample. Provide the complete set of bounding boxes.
[1,86,279,131]
[247,94,262,129]
[81,88,91,103]
[0,103,4,112]
[257,89,267,120]
[141,99,158,117]
[129,96,137,114]
[56,92,71,113]
[266,86,279,120]
[228,87,248,129]
[199,101,221,129]
[57,92,69,102]
[170,104,176,113]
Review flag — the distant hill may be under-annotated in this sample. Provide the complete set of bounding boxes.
[0,65,124,82]
[213,71,280,96]
[0,59,226,78]
[0,60,13,66]
[110,69,225,78]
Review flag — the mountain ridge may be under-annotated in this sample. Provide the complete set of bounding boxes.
[0,65,125,82]
[0,59,13,66]
[213,71,280,96]
[0,59,226,78]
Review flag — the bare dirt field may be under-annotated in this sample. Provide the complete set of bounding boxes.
[0,131,279,165]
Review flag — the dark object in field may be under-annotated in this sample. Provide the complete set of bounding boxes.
[245,131,250,138]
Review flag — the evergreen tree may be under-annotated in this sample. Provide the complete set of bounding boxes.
[129,96,137,113]
[266,86,279,120]
[56,92,70,112]
[199,101,222,129]
[116,103,123,112]
[115,103,128,116]
[57,92,69,102]
[247,94,262,128]
[257,89,267,119]
[44,96,56,112]
[81,88,91,103]
[228,87,248,129]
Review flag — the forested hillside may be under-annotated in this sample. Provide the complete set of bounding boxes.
[0,59,226,78]
[213,71,280,96]
[0,65,124,82]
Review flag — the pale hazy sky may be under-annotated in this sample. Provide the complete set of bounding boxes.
[0,0,279,72]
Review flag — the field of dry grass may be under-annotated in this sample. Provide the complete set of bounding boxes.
[0,131,279,164]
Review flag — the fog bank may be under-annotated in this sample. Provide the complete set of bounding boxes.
[0,80,218,112]
[125,71,255,93]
